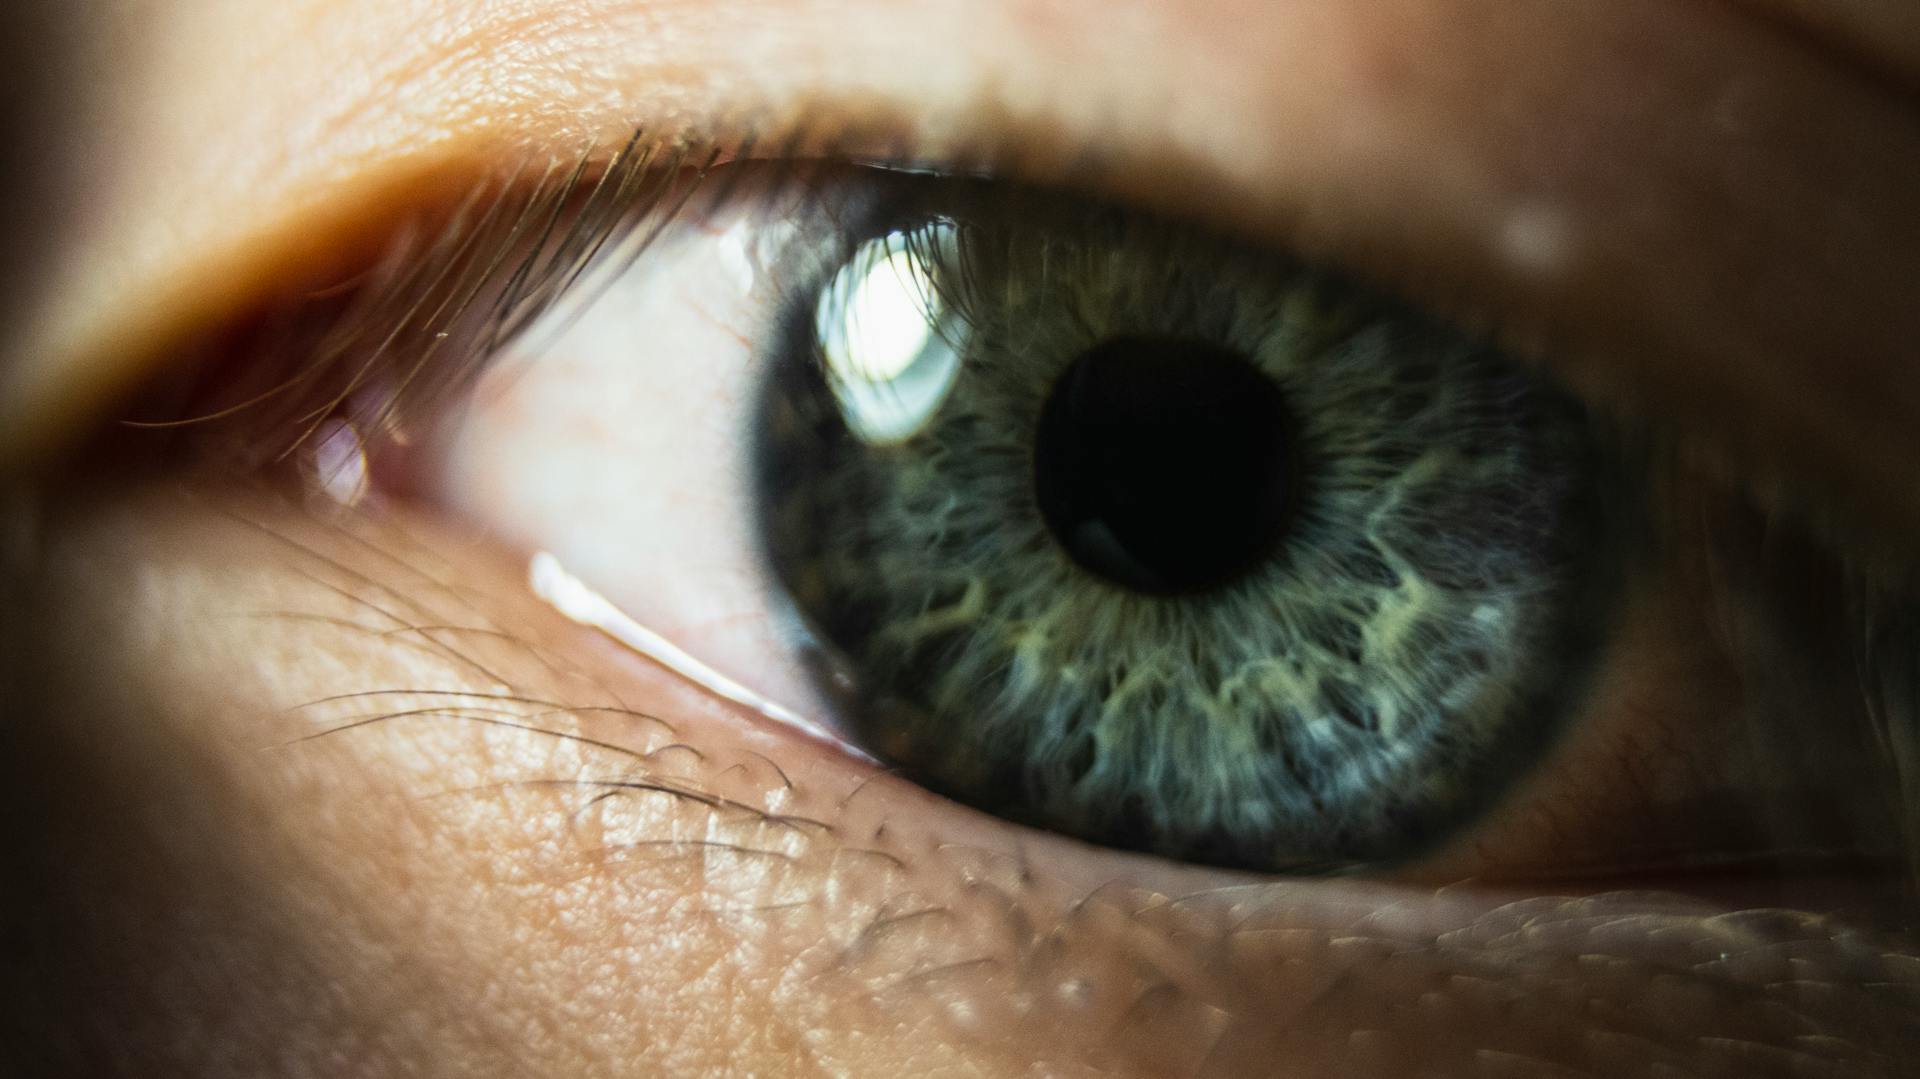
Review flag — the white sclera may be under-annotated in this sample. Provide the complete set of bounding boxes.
[438,187,837,741]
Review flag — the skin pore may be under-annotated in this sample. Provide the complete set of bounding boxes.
[4,1,1919,1075]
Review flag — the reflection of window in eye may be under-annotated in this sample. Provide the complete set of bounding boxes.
[3,2,1920,1077]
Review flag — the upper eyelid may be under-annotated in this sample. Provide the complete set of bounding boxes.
[7,0,1920,562]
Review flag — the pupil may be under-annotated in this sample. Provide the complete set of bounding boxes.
[1032,335,1297,595]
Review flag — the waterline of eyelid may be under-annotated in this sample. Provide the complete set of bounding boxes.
[527,549,875,760]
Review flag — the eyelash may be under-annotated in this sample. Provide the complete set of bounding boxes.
[122,130,711,464]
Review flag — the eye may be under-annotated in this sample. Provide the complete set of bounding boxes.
[114,142,1904,889]
[186,151,1886,884]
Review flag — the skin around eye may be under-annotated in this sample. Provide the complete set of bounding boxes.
[4,1,1919,1076]
[15,483,1914,1076]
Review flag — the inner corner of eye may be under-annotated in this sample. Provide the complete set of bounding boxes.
[348,162,1635,877]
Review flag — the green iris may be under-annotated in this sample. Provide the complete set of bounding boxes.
[755,181,1618,872]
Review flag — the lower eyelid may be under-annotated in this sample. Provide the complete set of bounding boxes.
[20,483,1920,1075]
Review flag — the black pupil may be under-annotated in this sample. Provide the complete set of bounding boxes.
[1032,335,1296,595]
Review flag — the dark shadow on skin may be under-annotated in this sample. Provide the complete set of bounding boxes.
[0,5,117,1075]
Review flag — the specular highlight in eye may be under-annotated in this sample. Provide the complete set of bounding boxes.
[757,185,1617,872]
[814,224,965,444]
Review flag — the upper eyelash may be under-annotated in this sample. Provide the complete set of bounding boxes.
[119,127,723,468]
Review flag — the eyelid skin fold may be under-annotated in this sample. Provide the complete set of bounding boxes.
[7,0,1920,572]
